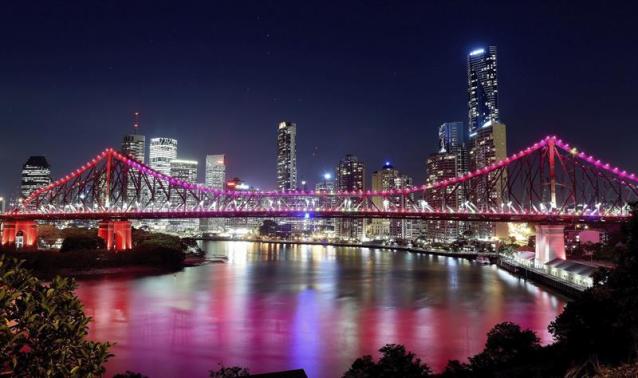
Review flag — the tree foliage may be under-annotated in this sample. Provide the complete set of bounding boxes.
[550,206,638,367]
[342,344,432,378]
[0,256,112,377]
[60,235,106,252]
[209,364,250,377]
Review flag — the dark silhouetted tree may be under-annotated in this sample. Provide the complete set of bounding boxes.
[209,363,250,377]
[343,344,431,377]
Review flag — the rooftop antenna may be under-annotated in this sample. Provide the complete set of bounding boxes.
[132,111,141,130]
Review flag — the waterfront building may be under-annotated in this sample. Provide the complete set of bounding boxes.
[149,137,178,176]
[336,154,365,240]
[314,173,336,235]
[205,154,226,189]
[202,154,226,232]
[468,46,499,136]
[469,121,508,240]
[0,196,5,213]
[276,121,297,191]
[20,156,52,199]
[169,159,199,233]
[224,177,262,232]
[370,162,415,240]
[425,152,461,242]
[423,122,470,242]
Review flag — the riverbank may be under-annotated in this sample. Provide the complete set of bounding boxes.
[497,258,585,298]
[0,247,211,279]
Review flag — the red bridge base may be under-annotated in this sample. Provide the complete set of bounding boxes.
[1,221,38,248]
[98,220,132,251]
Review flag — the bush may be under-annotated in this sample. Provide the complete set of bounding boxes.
[343,344,432,377]
[113,371,149,378]
[0,256,112,376]
[60,235,105,252]
[209,364,250,377]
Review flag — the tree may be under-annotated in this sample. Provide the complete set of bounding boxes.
[60,235,106,252]
[38,224,62,247]
[209,364,250,377]
[258,220,278,237]
[113,371,149,378]
[440,360,472,378]
[343,344,432,378]
[0,256,112,376]
[549,205,638,368]
[468,322,540,374]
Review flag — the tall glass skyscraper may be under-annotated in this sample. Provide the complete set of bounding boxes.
[276,121,297,191]
[149,138,178,176]
[467,46,499,136]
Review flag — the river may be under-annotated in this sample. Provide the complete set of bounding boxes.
[75,241,567,377]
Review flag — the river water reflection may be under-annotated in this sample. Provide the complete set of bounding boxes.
[75,241,566,377]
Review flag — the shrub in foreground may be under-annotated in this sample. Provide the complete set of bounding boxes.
[0,256,112,376]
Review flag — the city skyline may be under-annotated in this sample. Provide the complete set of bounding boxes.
[0,2,636,199]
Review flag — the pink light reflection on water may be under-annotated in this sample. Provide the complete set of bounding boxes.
[76,242,566,377]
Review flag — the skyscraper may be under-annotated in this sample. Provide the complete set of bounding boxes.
[149,138,178,176]
[20,156,52,199]
[468,46,499,136]
[467,46,507,240]
[336,154,365,240]
[336,154,365,192]
[121,112,145,163]
[169,159,199,232]
[439,121,469,177]
[205,154,226,189]
[425,151,461,242]
[439,122,467,153]
[276,121,297,191]
[170,159,198,183]
[370,162,415,240]
[315,173,336,234]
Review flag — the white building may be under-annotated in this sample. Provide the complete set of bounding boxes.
[205,154,226,189]
[170,159,198,183]
[149,138,178,176]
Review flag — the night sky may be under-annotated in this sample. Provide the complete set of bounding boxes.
[1,1,637,197]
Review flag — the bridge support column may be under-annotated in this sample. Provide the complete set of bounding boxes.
[1,221,38,249]
[98,220,132,251]
[535,225,565,264]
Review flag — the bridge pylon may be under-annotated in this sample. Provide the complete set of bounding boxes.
[534,224,566,264]
[98,220,132,251]
[1,220,38,249]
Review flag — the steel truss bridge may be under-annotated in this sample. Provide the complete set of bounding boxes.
[1,135,637,255]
